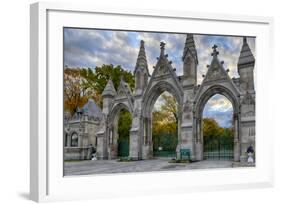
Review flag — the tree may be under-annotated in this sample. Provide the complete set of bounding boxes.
[152,92,178,151]
[203,118,234,145]
[64,64,135,112]
[64,67,90,114]
[159,93,178,123]
[203,118,222,138]
[118,109,132,140]
[80,64,135,107]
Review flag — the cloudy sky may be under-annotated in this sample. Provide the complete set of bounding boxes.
[64,28,255,128]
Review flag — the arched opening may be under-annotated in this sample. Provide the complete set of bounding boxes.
[202,94,234,160]
[152,91,178,158]
[117,109,131,157]
[71,132,78,147]
[194,85,240,161]
[108,103,132,159]
[142,82,182,159]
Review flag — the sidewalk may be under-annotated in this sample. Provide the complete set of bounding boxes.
[64,159,235,176]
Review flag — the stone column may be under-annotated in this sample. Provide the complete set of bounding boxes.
[233,113,240,162]
[148,117,153,157]
[67,134,71,147]
[195,117,203,161]
[141,117,150,159]
[96,116,108,160]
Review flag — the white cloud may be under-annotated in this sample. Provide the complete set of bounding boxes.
[64,29,256,126]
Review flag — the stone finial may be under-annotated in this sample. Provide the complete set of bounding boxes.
[211,44,219,56]
[160,41,166,57]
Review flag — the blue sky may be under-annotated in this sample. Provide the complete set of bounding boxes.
[64,28,255,128]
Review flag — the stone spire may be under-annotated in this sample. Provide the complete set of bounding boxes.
[134,40,150,93]
[238,37,255,69]
[182,34,198,64]
[182,34,198,86]
[134,40,148,74]
[237,37,255,92]
[102,79,116,97]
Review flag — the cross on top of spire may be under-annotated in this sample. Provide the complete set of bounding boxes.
[211,44,219,56]
[160,41,165,57]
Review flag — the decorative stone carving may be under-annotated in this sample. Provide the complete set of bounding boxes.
[204,63,226,82]
[95,35,255,163]
[183,99,193,120]
[242,92,255,105]
[242,111,255,117]
[157,64,169,76]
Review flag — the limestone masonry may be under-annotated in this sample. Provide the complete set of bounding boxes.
[64,34,255,163]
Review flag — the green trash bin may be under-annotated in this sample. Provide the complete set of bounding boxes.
[180,148,190,160]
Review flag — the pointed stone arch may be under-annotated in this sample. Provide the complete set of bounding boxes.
[96,36,255,163]
[193,84,241,161]
[141,80,183,159]
[107,102,133,159]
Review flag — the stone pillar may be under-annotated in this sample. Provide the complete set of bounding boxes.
[96,131,108,159]
[129,130,140,160]
[179,125,194,159]
[112,125,119,159]
[195,118,203,161]
[67,134,71,147]
[233,113,240,162]
[96,115,108,160]
[129,105,142,160]
[142,117,150,159]
[148,117,153,157]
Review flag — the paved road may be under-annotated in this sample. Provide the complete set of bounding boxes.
[64,159,234,176]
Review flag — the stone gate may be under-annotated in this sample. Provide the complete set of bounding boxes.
[96,35,255,162]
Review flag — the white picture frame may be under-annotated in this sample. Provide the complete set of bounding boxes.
[30,2,274,202]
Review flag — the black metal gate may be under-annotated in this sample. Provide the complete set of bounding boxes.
[203,138,234,160]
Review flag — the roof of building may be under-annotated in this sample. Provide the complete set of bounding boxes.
[82,99,102,120]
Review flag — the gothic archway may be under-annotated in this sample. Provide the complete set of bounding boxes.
[107,102,133,159]
[142,81,183,159]
[193,85,240,161]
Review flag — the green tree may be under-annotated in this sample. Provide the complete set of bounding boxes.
[80,64,134,107]
[64,64,135,112]
[203,118,234,145]
[118,109,132,141]
[159,93,178,123]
